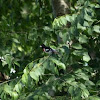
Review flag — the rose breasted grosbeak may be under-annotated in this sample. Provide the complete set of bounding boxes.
[40,44,57,54]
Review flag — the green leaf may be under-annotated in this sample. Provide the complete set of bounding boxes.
[30,71,39,81]
[76,72,89,80]
[30,64,44,81]
[1,92,5,100]
[88,96,100,100]
[81,88,89,99]
[50,57,66,70]
[4,84,12,95]
[93,25,100,33]
[65,15,71,22]
[83,52,90,62]
[62,45,70,54]
[88,27,93,35]
[59,16,67,26]
[43,26,52,31]
[11,92,18,100]
[79,83,87,90]
[72,43,82,49]
[77,23,86,31]
[84,13,92,22]
[5,55,12,64]
[52,16,67,28]
[83,21,89,27]
[0,0,100,100]
[68,86,74,96]
[28,62,33,69]
[72,49,85,57]
[75,69,89,80]
[79,35,88,43]
[85,80,95,86]
[14,83,22,93]
[22,73,28,84]
[2,60,7,66]
[46,76,56,84]
[4,54,12,67]
[70,81,78,86]
[71,14,77,21]
[44,61,59,74]
[52,18,60,28]
[96,80,100,86]
[14,61,20,67]
[23,67,29,74]
[95,4,100,8]
[65,76,75,84]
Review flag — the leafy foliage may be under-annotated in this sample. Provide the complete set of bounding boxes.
[0,0,100,100]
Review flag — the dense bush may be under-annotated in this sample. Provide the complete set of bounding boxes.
[0,0,100,100]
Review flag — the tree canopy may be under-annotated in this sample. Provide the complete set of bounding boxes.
[0,0,100,100]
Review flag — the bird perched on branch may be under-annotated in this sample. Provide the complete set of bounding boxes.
[40,44,58,54]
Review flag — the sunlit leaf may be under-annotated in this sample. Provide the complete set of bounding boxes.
[93,25,100,33]
[77,23,86,30]
[72,43,82,49]
[14,61,20,67]
[4,84,12,95]
[11,92,18,100]
[73,49,85,56]
[65,15,71,22]
[88,96,100,100]
[79,35,88,43]
[22,73,28,84]
[50,57,66,70]
[14,83,22,93]
[30,71,39,81]
[59,16,67,26]
[75,69,89,80]
[81,88,89,99]
[30,64,44,81]
[83,52,90,62]
[84,13,92,22]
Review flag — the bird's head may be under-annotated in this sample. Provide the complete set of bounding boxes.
[40,44,46,48]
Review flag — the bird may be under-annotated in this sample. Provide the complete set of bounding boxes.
[40,44,57,54]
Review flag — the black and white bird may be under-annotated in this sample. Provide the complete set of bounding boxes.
[40,44,57,54]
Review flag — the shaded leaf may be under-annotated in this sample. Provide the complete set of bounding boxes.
[96,80,100,86]
[62,45,70,54]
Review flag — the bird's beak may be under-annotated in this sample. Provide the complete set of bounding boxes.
[40,45,42,47]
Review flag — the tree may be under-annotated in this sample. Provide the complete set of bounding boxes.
[51,0,70,17]
[0,0,100,100]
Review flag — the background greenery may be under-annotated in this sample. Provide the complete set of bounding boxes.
[0,0,100,100]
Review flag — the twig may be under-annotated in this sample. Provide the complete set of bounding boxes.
[0,76,21,86]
